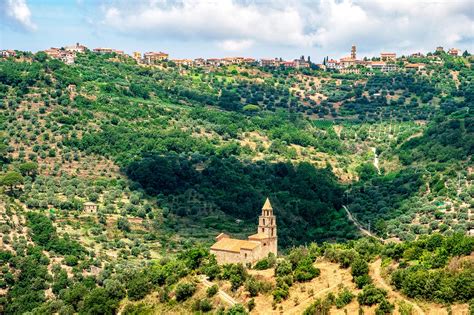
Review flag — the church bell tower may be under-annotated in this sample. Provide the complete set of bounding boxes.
[258,198,277,238]
[255,197,277,255]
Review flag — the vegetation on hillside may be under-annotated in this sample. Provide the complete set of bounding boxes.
[0,48,472,313]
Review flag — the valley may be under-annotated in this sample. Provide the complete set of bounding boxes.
[0,47,472,314]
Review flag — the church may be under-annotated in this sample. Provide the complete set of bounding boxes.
[210,198,277,265]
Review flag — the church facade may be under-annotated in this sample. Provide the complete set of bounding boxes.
[210,198,277,265]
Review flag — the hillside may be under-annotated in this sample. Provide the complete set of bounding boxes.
[0,49,473,314]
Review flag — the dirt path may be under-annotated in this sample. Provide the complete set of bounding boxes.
[370,259,425,315]
[343,206,385,242]
[284,261,348,315]
[285,282,340,315]
[250,260,353,315]
[372,147,381,175]
[199,275,236,306]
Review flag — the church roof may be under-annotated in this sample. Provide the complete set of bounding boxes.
[211,237,260,253]
[248,233,270,240]
[262,197,272,210]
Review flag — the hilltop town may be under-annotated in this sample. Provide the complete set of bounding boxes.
[1,42,467,73]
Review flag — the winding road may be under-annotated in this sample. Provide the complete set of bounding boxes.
[371,259,425,315]
[342,205,385,242]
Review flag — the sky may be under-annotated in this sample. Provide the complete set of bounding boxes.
[1,0,473,62]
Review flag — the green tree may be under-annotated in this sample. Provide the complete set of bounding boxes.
[117,217,131,232]
[175,282,196,301]
[1,171,24,192]
[80,287,119,315]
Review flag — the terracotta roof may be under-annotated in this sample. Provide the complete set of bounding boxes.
[340,57,355,61]
[262,197,272,210]
[215,232,229,240]
[248,233,269,240]
[211,238,260,253]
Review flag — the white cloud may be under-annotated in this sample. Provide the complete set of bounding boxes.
[1,0,36,31]
[217,39,254,51]
[99,0,474,57]
[101,0,318,47]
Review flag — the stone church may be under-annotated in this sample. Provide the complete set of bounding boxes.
[210,198,277,265]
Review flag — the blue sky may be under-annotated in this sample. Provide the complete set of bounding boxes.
[1,0,473,62]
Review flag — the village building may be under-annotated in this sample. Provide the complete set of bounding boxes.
[43,48,62,58]
[260,58,279,67]
[448,48,460,56]
[0,50,16,58]
[193,58,206,67]
[93,48,114,54]
[410,52,424,58]
[210,198,277,265]
[67,84,76,93]
[143,52,169,64]
[369,61,397,72]
[206,58,223,66]
[84,202,98,213]
[242,58,256,64]
[133,52,142,62]
[64,43,87,53]
[172,59,194,67]
[294,56,310,69]
[405,63,426,71]
[340,68,361,74]
[340,56,356,68]
[221,57,244,64]
[436,46,445,53]
[93,48,124,55]
[44,48,75,64]
[282,61,296,68]
[326,59,339,69]
[380,52,396,61]
[316,64,327,70]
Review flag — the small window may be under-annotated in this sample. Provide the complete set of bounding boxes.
[245,253,247,258]
[261,228,264,232]
[263,219,265,225]
[264,243,267,246]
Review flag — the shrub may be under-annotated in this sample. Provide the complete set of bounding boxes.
[117,217,131,232]
[303,298,332,315]
[64,255,78,266]
[354,274,373,289]
[193,298,213,312]
[206,284,218,297]
[351,257,369,277]
[357,285,388,306]
[335,288,355,308]
[245,278,261,297]
[375,298,395,314]
[272,287,289,303]
[294,258,320,282]
[175,282,196,301]
[127,274,152,301]
[247,298,256,311]
[226,304,248,315]
[275,260,292,277]
[398,301,414,315]
[254,258,270,270]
